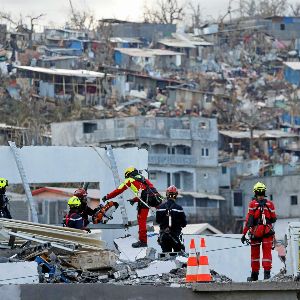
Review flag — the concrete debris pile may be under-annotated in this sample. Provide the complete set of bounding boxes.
[0,226,232,286]
[271,269,293,282]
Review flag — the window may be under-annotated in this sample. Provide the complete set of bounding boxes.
[177,197,194,207]
[291,195,298,205]
[205,95,212,103]
[269,194,273,201]
[201,148,209,157]
[83,122,97,134]
[174,173,181,188]
[222,166,227,174]
[167,173,171,187]
[196,198,208,207]
[234,192,243,207]
[199,122,207,129]
[207,200,218,208]
[149,172,157,180]
[203,173,208,179]
[168,147,175,155]
[280,24,285,30]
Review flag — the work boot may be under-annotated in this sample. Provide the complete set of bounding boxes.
[132,241,147,248]
[264,270,271,280]
[247,271,259,282]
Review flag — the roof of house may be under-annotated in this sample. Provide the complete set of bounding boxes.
[154,223,223,235]
[32,187,101,200]
[110,37,142,44]
[219,130,298,139]
[284,62,300,70]
[158,38,196,48]
[114,48,184,57]
[16,66,107,78]
[180,191,225,201]
[38,56,79,62]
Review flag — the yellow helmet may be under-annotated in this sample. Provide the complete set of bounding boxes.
[67,196,81,208]
[253,182,266,193]
[0,178,8,189]
[124,166,136,178]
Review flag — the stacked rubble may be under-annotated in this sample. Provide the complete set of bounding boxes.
[0,221,232,286]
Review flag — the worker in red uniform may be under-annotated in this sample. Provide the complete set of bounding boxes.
[73,188,96,227]
[241,182,277,281]
[102,167,163,248]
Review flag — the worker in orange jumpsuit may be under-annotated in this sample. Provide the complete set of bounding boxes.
[241,182,277,281]
[102,167,163,248]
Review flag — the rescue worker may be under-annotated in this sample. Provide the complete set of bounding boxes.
[73,188,96,227]
[0,178,12,219]
[156,185,187,252]
[241,182,277,281]
[102,167,163,248]
[64,196,85,230]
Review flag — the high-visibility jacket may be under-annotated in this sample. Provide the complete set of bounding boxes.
[105,175,161,208]
[243,198,276,237]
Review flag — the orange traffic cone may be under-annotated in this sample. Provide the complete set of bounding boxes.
[197,237,212,282]
[185,238,198,282]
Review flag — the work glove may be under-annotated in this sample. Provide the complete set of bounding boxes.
[102,196,107,202]
[241,234,246,244]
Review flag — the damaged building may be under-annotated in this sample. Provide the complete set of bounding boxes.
[51,116,225,224]
[16,66,112,105]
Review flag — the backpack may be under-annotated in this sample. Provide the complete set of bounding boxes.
[132,174,163,207]
[250,199,275,239]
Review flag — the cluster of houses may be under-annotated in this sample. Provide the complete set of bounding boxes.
[2,16,300,231]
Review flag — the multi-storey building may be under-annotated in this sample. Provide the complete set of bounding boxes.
[51,116,224,223]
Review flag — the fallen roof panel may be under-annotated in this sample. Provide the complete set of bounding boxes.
[219,130,298,139]
[16,66,107,78]
[114,48,183,57]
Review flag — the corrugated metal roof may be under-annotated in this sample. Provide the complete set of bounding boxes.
[284,62,300,70]
[220,130,298,139]
[39,56,79,62]
[17,66,106,78]
[154,223,223,234]
[114,48,183,57]
[180,191,225,200]
[110,37,142,43]
[158,38,196,48]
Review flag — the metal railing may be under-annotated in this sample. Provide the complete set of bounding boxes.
[149,154,197,166]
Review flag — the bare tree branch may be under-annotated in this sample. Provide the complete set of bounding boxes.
[143,0,185,24]
[290,3,300,16]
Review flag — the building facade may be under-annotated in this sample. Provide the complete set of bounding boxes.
[51,116,223,223]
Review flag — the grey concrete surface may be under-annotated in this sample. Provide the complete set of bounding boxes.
[192,281,300,291]
[0,282,300,300]
[0,285,21,300]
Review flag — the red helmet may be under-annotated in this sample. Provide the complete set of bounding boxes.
[74,188,87,200]
[166,185,178,199]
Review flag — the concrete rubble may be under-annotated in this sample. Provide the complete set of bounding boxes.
[0,228,232,286]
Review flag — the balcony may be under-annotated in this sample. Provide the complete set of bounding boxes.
[138,128,167,139]
[170,129,191,140]
[148,154,197,166]
[93,127,136,141]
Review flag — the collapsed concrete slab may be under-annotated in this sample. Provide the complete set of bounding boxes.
[114,236,156,262]
[64,250,118,271]
[0,261,39,284]
[136,260,177,278]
